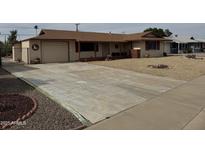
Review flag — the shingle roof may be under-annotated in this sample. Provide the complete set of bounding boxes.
[124,31,168,41]
[24,29,169,42]
[35,29,125,42]
[195,39,205,43]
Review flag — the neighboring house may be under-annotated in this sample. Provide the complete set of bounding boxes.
[165,36,205,54]
[12,42,22,61]
[12,29,170,64]
[195,38,205,51]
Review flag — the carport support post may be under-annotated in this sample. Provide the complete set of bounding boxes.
[109,42,111,55]
[78,41,80,61]
[119,43,122,58]
[94,42,97,59]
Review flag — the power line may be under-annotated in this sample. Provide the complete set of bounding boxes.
[0,33,34,36]
[0,26,39,29]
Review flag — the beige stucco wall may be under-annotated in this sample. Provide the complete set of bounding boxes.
[69,40,78,62]
[101,43,110,57]
[80,51,95,59]
[29,40,41,62]
[109,43,121,53]
[164,42,171,54]
[123,42,132,52]
[12,43,22,61]
[96,43,103,57]
[132,41,164,58]
[21,41,30,64]
[109,42,130,55]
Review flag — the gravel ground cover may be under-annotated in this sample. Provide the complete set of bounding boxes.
[89,56,205,81]
[0,68,83,130]
[0,94,37,129]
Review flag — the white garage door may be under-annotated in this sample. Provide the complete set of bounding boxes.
[42,41,69,63]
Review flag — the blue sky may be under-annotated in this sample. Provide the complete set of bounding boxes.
[0,23,205,41]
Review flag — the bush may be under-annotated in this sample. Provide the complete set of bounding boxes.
[187,48,193,53]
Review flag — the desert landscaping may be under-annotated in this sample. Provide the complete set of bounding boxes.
[0,68,83,130]
[90,55,205,81]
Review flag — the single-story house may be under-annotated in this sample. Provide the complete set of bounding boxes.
[12,29,170,64]
[165,36,205,54]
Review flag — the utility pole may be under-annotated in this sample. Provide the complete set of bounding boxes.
[75,23,80,32]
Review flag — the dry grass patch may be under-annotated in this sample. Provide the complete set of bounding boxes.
[89,56,205,81]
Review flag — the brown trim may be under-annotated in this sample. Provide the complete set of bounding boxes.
[67,41,70,62]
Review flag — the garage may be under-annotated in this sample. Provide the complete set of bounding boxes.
[42,41,69,63]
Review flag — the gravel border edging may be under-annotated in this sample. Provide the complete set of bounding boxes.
[1,94,38,129]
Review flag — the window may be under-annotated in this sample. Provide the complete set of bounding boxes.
[80,42,98,52]
[115,44,119,49]
[145,41,160,50]
[179,44,187,50]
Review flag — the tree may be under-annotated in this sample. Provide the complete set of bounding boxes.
[144,27,172,37]
[0,41,3,54]
[0,41,3,48]
[7,30,18,45]
[3,30,18,56]
[164,29,172,37]
[190,36,195,40]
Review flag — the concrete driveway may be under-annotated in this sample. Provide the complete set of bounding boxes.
[3,62,185,125]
